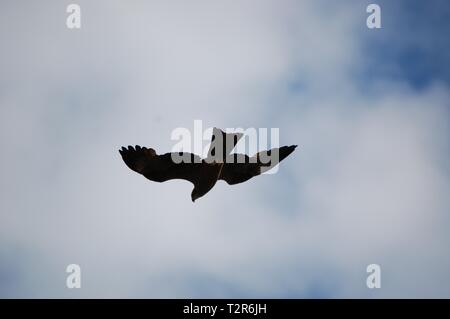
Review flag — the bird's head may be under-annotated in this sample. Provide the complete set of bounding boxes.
[191,188,201,203]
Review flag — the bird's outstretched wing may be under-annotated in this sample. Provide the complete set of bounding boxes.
[219,145,297,185]
[119,145,203,185]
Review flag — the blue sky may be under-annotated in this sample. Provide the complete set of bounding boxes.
[0,0,449,298]
[360,0,450,89]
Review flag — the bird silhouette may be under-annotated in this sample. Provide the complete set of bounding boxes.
[119,128,297,202]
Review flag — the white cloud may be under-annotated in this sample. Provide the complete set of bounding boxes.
[0,0,449,297]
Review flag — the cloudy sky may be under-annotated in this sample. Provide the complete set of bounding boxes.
[1,0,449,298]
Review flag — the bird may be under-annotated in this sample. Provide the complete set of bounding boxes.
[119,128,297,202]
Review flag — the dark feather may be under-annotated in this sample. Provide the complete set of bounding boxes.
[119,146,203,185]
[119,138,297,201]
[219,145,297,185]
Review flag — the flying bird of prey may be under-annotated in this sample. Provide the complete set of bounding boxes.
[119,128,297,202]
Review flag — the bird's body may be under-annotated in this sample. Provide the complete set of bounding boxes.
[119,128,297,202]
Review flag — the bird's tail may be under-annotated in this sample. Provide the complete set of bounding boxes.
[206,128,243,162]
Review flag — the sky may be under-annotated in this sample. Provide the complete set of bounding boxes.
[0,0,449,298]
